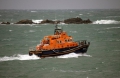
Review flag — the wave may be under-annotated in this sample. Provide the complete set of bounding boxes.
[93,20,120,24]
[0,53,91,62]
[9,30,13,32]
[106,16,120,18]
[0,54,40,62]
[79,14,83,15]
[2,38,12,41]
[57,53,92,58]
[32,19,43,24]
[31,11,37,12]
[70,31,77,33]
[106,27,120,29]
[29,30,35,32]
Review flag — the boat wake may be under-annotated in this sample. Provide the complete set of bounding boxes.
[57,53,92,58]
[0,54,40,62]
[0,53,91,62]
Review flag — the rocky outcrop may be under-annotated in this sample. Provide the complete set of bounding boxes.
[1,17,92,25]
[82,19,92,24]
[40,19,61,24]
[64,17,92,24]
[15,19,33,24]
[41,19,55,24]
[1,22,10,24]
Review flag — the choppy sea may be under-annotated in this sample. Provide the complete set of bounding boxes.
[0,9,120,78]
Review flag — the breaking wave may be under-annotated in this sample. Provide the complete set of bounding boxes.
[0,54,40,62]
[0,53,91,62]
[31,11,37,12]
[93,20,120,24]
[106,27,120,29]
[32,19,43,24]
[70,31,77,33]
[57,53,92,58]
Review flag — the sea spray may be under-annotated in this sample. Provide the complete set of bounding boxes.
[93,20,120,24]
[57,53,92,58]
[0,53,91,62]
[0,54,40,62]
[32,19,43,24]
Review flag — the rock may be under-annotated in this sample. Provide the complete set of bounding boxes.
[40,19,62,24]
[83,19,92,24]
[1,22,10,24]
[55,20,61,24]
[40,19,55,24]
[64,17,92,24]
[1,17,92,25]
[64,17,83,24]
[15,19,33,24]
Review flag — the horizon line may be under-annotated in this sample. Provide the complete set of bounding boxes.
[0,8,120,10]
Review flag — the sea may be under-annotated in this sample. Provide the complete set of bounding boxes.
[0,9,120,78]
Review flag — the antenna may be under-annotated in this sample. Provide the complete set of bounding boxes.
[55,23,58,29]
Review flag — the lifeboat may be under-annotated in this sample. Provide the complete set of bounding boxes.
[29,25,90,58]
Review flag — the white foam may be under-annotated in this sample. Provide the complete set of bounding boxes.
[106,16,120,18]
[93,20,120,24]
[59,22,66,25]
[87,13,90,14]
[29,30,35,32]
[106,27,120,29]
[32,19,43,24]
[79,14,83,15]
[57,53,92,58]
[31,11,37,12]
[2,38,12,41]
[0,54,40,62]
[9,30,12,32]
[70,31,77,33]
[0,53,91,62]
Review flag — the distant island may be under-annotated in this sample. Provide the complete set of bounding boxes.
[0,17,92,24]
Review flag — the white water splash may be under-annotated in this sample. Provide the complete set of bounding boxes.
[0,53,91,62]
[57,53,92,58]
[32,19,43,24]
[2,38,12,41]
[9,30,13,32]
[70,31,77,33]
[31,11,37,12]
[29,30,35,32]
[93,20,120,24]
[0,54,40,62]
[79,14,83,15]
[106,27,120,29]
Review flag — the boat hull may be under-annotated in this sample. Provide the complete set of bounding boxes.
[29,42,90,58]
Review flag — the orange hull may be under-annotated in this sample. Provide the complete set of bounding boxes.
[29,25,90,58]
[29,41,90,58]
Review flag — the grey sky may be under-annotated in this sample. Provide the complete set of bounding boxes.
[0,0,120,9]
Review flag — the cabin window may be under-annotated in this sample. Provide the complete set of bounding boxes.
[70,39,72,41]
[65,40,67,42]
[57,40,62,44]
[57,41,59,43]
[60,41,61,43]
[68,39,70,42]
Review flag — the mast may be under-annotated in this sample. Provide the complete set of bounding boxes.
[54,24,63,35]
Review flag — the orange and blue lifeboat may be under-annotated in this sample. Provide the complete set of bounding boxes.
[29,25,90,58]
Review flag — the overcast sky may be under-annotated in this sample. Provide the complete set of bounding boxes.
[0,0,120,9]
